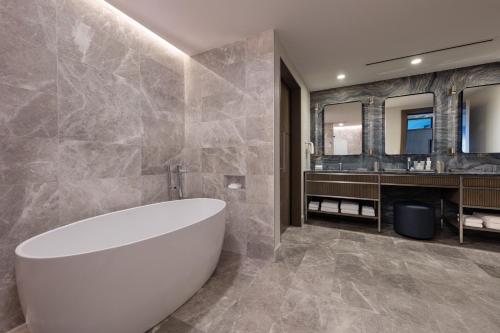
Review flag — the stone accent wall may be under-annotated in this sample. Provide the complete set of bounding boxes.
[311,63,500,172]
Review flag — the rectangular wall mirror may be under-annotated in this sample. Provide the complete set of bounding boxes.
[323,101,363,155]
[384,93,434,155]
[461,84,500,154]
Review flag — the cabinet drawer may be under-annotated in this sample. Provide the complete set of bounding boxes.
[463,188,500,208]
[306,173,378,183]
[306,181,379,200]
[380,175,459,187]
[463,177,500,189]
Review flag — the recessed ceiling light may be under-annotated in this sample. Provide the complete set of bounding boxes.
[337,74,346,80]
[411,58,422,65]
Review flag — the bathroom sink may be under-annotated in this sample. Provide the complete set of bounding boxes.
[383,168,407,173]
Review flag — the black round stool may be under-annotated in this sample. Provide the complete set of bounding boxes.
[394,201,435,240]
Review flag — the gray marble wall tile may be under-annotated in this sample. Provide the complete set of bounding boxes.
[0,281,23,333]
[247,175,274,205]
[141,113,183,174]
[139,37,185,76]
[1,0,188,330]
[246,145,274,175]
[199,119,246,148]
[246,115,273,145]
[180,148,202,173]
[201,147,246,175]
[0,84,57,138]
[56,0,136,71]
[184,30,275,262]
[0,181,59,332]
[58,56,143,145]
[0,0,56,53]
[140,56,185,120]
[246,203,275,260]
[59,177,142,224]
[246,30,274,58]
[0,136,58,185]
[0,182,59,247]
[141,174,170,205]
[223,201,248,255]
[58,140,141,181]
[183,172,203,198]
[245,52,274,92]
[201,90,245,122]
[201,173,225,200]
[0,38,56,95]
[193,40,247,90]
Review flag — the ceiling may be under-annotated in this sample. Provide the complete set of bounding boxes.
[106,0,500,91]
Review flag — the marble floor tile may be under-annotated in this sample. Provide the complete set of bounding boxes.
[19,223,499,333]
[477,263,500,279]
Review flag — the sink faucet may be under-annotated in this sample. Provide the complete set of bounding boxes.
[338,162,343,171]
[407,157,411,171]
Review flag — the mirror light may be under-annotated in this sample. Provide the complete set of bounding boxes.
[411,58,422,65]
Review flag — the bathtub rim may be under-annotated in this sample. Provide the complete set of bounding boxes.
[15,198,226,260]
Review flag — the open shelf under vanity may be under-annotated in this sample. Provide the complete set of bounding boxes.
[306,171,500,243]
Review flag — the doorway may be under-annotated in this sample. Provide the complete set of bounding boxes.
[280,60,301,233]
[280,80,291,233]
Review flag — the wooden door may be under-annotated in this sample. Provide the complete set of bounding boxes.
[280,80,291,233]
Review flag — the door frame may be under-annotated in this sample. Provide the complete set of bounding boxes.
[280,60,301,228]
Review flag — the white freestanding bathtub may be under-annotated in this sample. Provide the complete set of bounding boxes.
[15,198,226,333]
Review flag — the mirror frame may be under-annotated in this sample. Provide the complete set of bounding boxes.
[320,101,365,157]
[458,83,500,156]
[382,92,436,156]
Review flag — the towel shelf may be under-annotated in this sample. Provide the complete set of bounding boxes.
[305,171,500,244]
[307,210,378,220]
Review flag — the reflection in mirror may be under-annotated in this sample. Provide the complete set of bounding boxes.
[323,102,362,155]
[461,84,500,154]
[385,93,434,155]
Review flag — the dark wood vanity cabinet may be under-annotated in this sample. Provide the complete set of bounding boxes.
[305,171,500,243]
[306,173,379,200]
[461,176,500,208]
[380,174,460,188]
[462,176,500,209]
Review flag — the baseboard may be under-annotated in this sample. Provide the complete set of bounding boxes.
[7,324,28,333]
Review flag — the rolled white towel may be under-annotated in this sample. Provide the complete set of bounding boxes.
[362,206,376,217]
[341,209,359,215]
[308,201,319,210]
[484,220,500,230]
[341,201,359,210]
[321,206,339,213]
[464,221,483,228]
[473,212,500,223]
[482,215,500,225]
[461,215,483,228]
[321,200,339,208]
[464,214,483,223]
